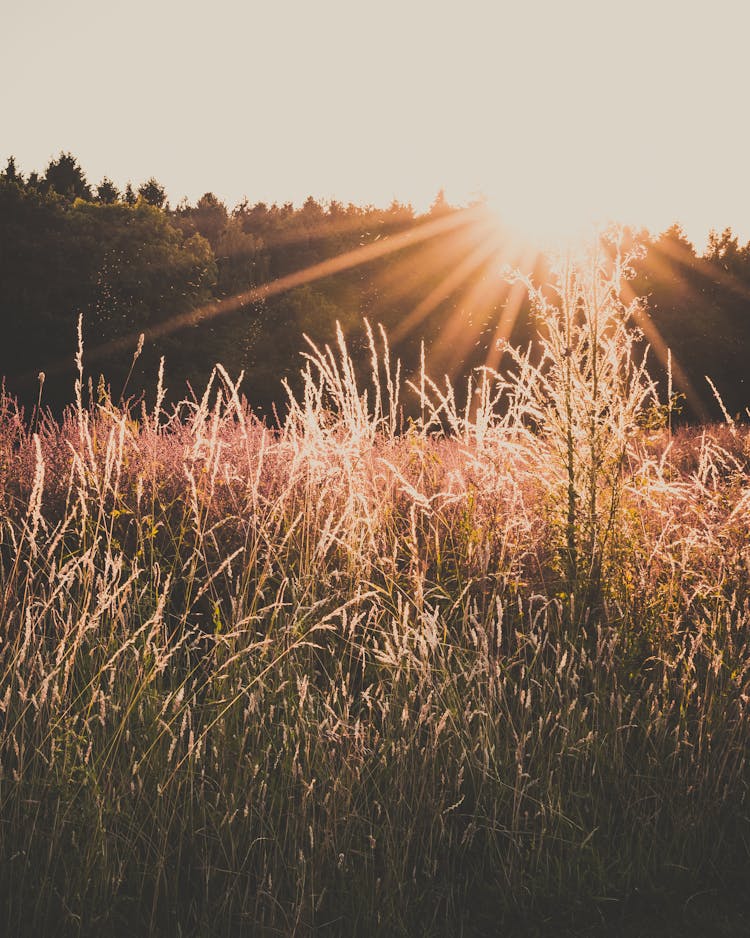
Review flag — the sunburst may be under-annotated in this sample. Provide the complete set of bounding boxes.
[31,200,694,428]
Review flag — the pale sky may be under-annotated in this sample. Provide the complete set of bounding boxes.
[3,0,750,247]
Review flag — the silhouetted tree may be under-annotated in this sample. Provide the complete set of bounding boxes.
[96,177,120,204]
[138,177,167,209]
[429,188,451,216]
[2,155,21,184]
[44,152,92,201]
[300,195,324,220]
[178,192,228,248]
[706,227,743,272]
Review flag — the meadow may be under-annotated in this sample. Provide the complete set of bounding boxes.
[1,248,749,936]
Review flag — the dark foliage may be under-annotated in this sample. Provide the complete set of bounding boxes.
[2,154,749,423]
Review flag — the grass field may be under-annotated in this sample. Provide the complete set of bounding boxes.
[1,252,749,936]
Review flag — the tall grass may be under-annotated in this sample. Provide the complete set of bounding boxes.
[0,251,749,936]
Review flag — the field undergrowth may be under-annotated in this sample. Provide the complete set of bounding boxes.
[1,247,749,936]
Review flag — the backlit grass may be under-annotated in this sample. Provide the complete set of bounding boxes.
[1,248,749,936]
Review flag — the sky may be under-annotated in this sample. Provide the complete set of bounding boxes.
[3,0,750,247]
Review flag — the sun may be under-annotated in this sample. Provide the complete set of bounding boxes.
[477,182,611,256]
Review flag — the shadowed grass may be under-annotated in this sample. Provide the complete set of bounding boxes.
[0,252,749,936]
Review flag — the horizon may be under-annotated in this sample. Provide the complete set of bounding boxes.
[1,148,739,257]
[5,1,750,250]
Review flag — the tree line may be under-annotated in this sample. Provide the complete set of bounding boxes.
[2,152,749,423]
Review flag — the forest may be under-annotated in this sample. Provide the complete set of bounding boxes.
[2,151,749,424]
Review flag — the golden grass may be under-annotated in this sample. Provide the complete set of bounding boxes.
[0,247,749,936]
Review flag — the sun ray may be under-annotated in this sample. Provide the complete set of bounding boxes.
[31,206,487,380]
[390,232,502,346]
[646,237,705,304]
[372,214,490,310]
[482,249,539,374]
[657,235,750,307]
[428,252,516,378]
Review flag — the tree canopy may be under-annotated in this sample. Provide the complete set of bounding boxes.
[2,152,750,423]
